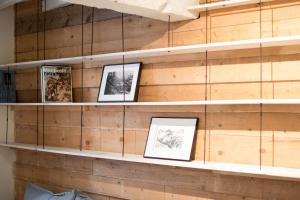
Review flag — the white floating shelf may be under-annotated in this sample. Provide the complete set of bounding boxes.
[1,35,300,70]
[188,0,272,12]
[0,143,37,151]
[1,99,300,106]
[1,142,300,181]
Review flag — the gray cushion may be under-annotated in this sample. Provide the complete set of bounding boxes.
[75,193,92,200]
[24,183,76,200]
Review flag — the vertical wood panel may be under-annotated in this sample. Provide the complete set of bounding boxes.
[12,0,300,199]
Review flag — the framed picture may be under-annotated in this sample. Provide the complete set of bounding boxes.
[41,65,72,103]
[98,62,142,102]
[0,70,16,103]
[144,117,198,161]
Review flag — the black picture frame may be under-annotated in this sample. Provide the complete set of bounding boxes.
[143,117,199,162]
[97,62,142,102]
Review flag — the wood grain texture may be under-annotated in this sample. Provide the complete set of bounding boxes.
[10,0,300,199]
[14,150,300,200]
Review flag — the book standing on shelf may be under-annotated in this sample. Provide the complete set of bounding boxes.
[41,66,73,103]
[0,70,16,103]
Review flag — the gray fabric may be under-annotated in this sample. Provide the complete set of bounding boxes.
[24,183,76,200]
[75,193,92,200]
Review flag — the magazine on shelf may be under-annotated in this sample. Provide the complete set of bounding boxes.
[41,65,72,103]
[0,70,16,103]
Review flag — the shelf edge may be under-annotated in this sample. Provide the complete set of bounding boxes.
[1,143,300,181]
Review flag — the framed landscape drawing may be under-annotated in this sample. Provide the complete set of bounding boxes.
[144,117,198,161]
[41,65,72,103]
[98,63,142,102]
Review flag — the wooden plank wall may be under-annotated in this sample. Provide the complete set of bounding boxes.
[9,0,300,199]
[0,107,7,142]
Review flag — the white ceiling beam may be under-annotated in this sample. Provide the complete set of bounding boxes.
[63,0,199,22]
[42,0,71,12]
[0,0,70,11]
[189,0,273,12]
[0,0,28,10]
[1,0,199,21]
